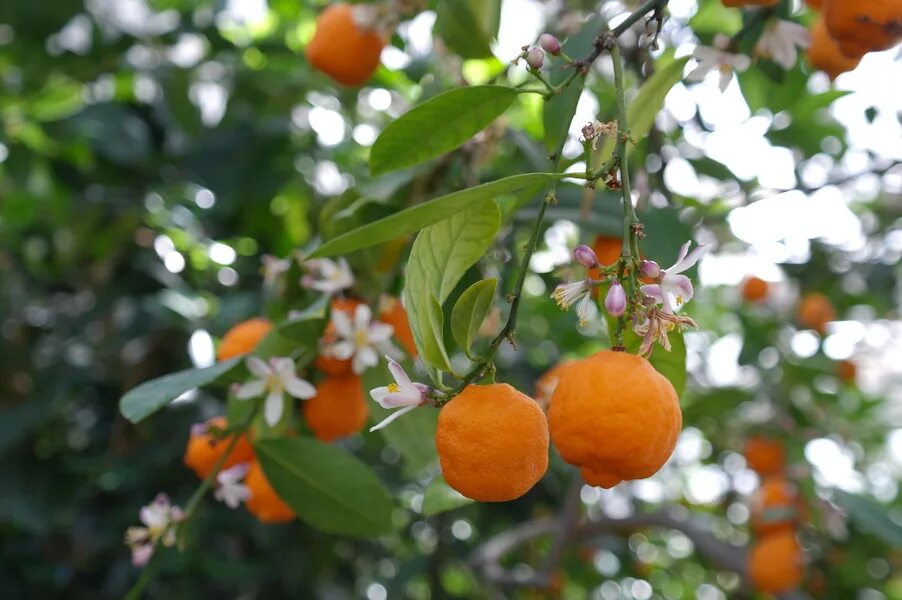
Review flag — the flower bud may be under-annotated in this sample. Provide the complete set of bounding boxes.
[573,245,598,268]
[605,280,627,317]
[640,260,661,279]
[539,33,561,55]
[526,47,545,70]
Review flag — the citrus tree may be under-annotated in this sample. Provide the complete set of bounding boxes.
[1,0,900,598]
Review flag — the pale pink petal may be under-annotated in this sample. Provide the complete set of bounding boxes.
[640,284,665,303]
[369,404,419,432]
[131,544,154,567]
[387,358,412,388]
[245,356,270,378]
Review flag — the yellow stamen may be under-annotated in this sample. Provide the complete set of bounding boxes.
[387,383,400,393]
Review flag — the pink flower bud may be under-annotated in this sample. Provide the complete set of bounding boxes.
[605,280,627,317]
[640,260,661,279]
[539,33,561,55]
[573,245,598,268]
[526,47,545,70]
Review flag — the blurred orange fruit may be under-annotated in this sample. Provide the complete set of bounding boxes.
[436,384,549,502]
[797,292,836,334]
[751,477,801,535]
[825,0,902,58]
[217,318,272,361]
[743,436,785,477]
[748,530,805,593]
[808,15,862,79]
[245,460,295,523]
[741,276,770,302]
[549,351,681,489]
[302,375,369,442]
[306,3,385,86]
[379,296,418,358]
[183,416,255,480]
[836,359,857,383]
[721,0,779,6]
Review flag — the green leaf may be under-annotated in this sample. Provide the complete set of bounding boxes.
[375,405,439,476]
[119,358,243,423]
[421,475,474,516]
[833,490,902,548]
[276,296,329,341]
[598,54,690,161]
[435,0,500,59]
[255,437,395,538]
[451,278,497,355]
[403,201,501,375]
[370,85,516,175]
[307,173,554,259]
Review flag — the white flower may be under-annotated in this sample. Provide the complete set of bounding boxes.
[755,20,810,70]
[301,257,354,294]
[369,357,431,431]
[214,463,252,509]
[124,493,185,567]
[323,304,398,374]
[236,356,316,426]
[261,254,292,286]
[755,19,811,71]
[641,241,710,313]
[686,42,751,92]
[551,279,598,326]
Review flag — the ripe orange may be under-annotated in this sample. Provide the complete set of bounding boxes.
[302,375,369,442]
[183,416,255,480]
[379,296,418,358]
[748,530,805,594]
[217,318,272,361]
[592,234,623,267]
[797,292,836,335]
[549,351,681,489]
[315,298,365,376]
[825,0,902,58]
[808,15,862,79]
[807,0,822,8]
[245,460,295,523]
[743,436,785,477]
[721,0,779,6]
[534,361,575,410]
[751,477,800,535]
[836,359,856,383]
[741,276,769,302]
[436,384,549,502]
[306,3,385,86]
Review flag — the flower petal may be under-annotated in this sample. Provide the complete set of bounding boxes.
[668,242,709,274]
[386,357,412,388]
[640,284,665,303]
[718,67,732,93]
[331,309,353,337]
[235,379,266,399]
[264,391,284,427]
[368,322,394,342]
[329,341,355,360]
[284,376,316,400]
[369,404,418,432]
[246,355,270,378]
[131,544,154,567]
[354,304,373,330]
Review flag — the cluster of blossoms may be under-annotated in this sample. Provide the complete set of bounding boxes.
[125,494,185,567]
[552,240,708,355]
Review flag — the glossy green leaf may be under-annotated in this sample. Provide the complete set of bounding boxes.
[450,278,497,354]
[833,490,902,548]
[421,475,474,516]
[255,437,395,538]
[375,405,439,476]
[119,357,243,423]
[435,0,499,59]
[370,85,516,175]
[307,173,553,259]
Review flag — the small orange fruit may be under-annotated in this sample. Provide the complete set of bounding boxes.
[797,292,836,335]
[315,298,365,376]
[436,384,549,502]
[302,375,369,442]
[306,3,385,86]
[751,477,800,535]
[748,530,805,594]
[592,234,623,267]
[549,351,681,489]
[245,460,295,523]
[721,0,779,6]
[807,0,822,8]
[534,361,575,410]
[741,276,770,302]
[836,359,856,383]
[217,318,272,361]
[183,416,255,480]
[808,15,862,79]
[825,0,902,58]
[379,296,418,358]
[743,436,785,477]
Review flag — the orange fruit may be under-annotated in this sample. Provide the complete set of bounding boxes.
[436,384,549,502]
[534,361,575,410]
[825,0,902,58]
[549,351,681,489]
[808,15,862,79]
[302,375,369,442]
[836,359,856,383]
[743,436,785,477]
[592,234,623,267]
[379,296,418,358]
[751,477,800,535]
[741,276,770,302]
[245,460,295,523]
[306,3,385,86]
[217,318,272,361]
[748,530,805,594]
[797,292,836,335]
[721,0,779,6]
[807,0,822,8]
[183,416,255,480]
[315,298,365,376]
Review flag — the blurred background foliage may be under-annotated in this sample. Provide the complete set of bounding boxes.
[1,0,900,598]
